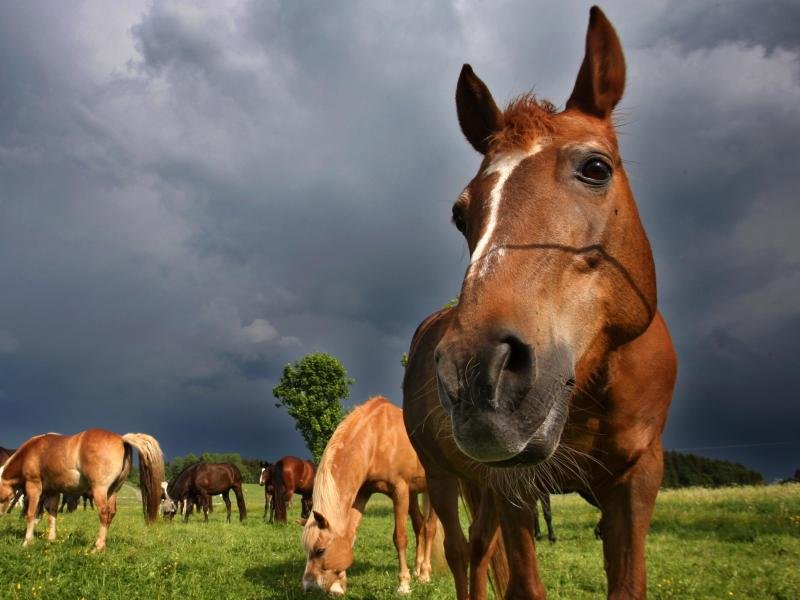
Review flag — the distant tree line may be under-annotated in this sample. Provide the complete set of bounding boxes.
[662,450,764,488]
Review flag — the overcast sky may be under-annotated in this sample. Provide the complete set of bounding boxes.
[1,1,797,480]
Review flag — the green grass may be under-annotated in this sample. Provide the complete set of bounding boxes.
[0,483,798,599]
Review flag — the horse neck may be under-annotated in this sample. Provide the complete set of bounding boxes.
[0,446,25,483]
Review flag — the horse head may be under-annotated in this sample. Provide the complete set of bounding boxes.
[435,7,657,466]
[301,510,352,595]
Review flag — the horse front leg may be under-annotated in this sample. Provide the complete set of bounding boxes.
[391,482,413,594]
[541,495,556,543]
[22,482,42,547]
[495,495,546,600]
[596,443,663,599]
[427,473,469,600]
[468,486,500,600]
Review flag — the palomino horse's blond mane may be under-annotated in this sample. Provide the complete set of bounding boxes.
[302,400,377,539]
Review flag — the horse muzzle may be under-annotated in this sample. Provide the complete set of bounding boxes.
[435,333,573,466]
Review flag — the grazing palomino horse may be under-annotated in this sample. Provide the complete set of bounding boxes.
[0,429,164,551]
[258,461,277,521]
[403,7,676,599]
[271,455,315,523]
[301,397,438,595]
[167,462,246,523]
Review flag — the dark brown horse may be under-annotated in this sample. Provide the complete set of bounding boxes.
[59,491,94,513]
[403,7,676,599]
[271,455,316,523]
[167,462,246,523]
[532,494,555,544]
[0,446,15,465]
[258,461,276,521]
[0,430,164,551]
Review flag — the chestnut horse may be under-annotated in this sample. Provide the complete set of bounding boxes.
[167,461,246,523]
[403,7,676,599]
[301,397,438,595]
[0,429,164,551]
[271,455,315,523]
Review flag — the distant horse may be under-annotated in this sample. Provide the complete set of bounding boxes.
[258,461,276,521]
[532,494,555,543]
[0,446,15,465]
[271,456,315,523]
[0,446,23,513]
[301,397,438,595]
[161,481,177,520]
[167,462,246,523]
[0,429,164,551]
[402,7,676,598]
[59,491,94,513]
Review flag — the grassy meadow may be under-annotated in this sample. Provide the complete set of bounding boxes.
[0,483,798,599]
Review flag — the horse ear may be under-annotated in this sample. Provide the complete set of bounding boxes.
[313,510,329,530]
[456,64,504,155]
[566,6,625,118]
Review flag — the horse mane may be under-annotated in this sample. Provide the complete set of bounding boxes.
[167,461,201,495]
[305,397,389,539]
[490,93,557,153]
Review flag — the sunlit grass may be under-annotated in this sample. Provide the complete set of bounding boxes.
[0,483,797,599]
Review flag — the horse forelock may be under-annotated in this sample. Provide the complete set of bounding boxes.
[489,93,556,154]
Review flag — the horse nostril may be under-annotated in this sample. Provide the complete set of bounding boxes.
[501,334,532,375]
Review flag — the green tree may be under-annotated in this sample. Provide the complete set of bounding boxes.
[273,352,354,462]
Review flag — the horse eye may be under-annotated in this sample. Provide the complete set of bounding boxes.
[314,548,326,557]
[578,158,612,185]
[452,205,467,234]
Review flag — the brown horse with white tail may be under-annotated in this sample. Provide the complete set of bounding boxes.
[301,397,438,595]
[0,429,164,551]
[403,6,676,599]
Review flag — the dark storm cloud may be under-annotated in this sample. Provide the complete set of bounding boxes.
[0,1,797,479]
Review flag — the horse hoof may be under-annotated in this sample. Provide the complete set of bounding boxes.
[22,539,32,548]
[418,572,431,584]
[91,545,105,554]
[397,583,411,595]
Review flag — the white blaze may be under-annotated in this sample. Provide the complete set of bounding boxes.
[470,142,545,278]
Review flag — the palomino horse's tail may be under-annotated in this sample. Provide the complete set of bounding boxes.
[272,459,288,523]
[461,484,510,596]
[122,433,165,524]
